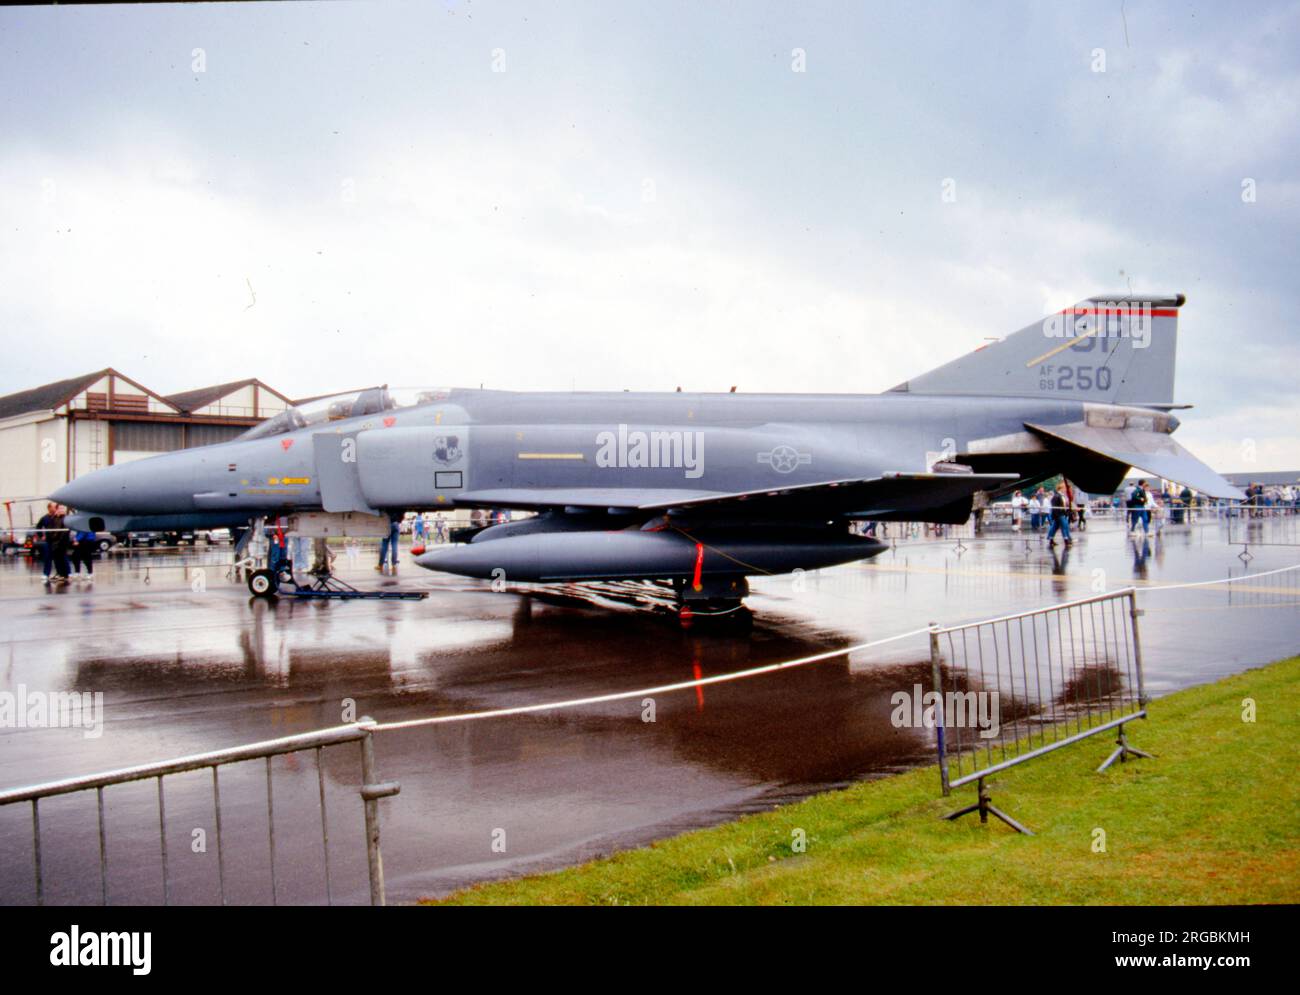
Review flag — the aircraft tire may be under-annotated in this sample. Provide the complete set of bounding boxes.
[677,601,752,632]
[248,569,279,597]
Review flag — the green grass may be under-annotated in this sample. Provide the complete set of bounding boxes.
[431,655,1300,905]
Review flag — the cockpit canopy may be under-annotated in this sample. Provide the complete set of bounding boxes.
[238,386,450,440]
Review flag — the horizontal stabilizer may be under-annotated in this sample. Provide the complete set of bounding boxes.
[1026,422,1244,500]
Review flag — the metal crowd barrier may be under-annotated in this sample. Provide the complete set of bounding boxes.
[1228,515,1300,556]
[928,588,1150,834]
[0,720,399,906]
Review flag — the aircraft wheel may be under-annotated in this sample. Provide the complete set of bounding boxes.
[707,604,753,632]
[248,569,279,597]
[677,602,752,632]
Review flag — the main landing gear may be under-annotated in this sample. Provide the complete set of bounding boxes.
[673,575,753,631]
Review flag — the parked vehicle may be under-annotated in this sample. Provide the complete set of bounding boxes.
[113,531,169,548]
[2,534,34,556]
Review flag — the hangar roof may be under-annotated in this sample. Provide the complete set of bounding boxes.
[0,370,292,423]
[0,369,114,420]
[166,378,292,414]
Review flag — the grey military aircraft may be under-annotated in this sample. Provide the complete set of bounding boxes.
[55,293,1241,619]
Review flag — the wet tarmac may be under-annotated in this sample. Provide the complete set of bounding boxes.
[1,513,1297,904]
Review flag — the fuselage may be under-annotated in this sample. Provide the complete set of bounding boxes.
[54,387,1096,526]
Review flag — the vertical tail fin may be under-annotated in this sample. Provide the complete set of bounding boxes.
[891,294,1185,406]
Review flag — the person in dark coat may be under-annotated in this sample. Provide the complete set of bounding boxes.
[34,502,57,580]
[35,503,71,582]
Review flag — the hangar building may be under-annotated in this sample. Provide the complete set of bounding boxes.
[0,369,292,528]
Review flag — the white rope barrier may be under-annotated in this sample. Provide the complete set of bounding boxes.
[1141,562,1300,592]
[372,625,936,733]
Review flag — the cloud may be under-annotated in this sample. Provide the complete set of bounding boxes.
[1175,402,1300,475]
[1,79,1296,470]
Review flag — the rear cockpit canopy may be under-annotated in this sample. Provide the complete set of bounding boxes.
[238,386,449,440]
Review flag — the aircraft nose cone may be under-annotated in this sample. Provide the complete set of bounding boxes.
[49,460,171,515]
[50,474,111,509]
[49,457,191,515]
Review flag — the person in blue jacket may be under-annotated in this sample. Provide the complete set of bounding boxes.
[70,525,98,577]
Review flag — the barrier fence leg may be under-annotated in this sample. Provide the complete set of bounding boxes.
[1128,591,1149,708]
[1096,723,1156,773]
[358,719,400,906]
[1099,592,1155,773]
[943,777,1035,836]
[929,624,950,798]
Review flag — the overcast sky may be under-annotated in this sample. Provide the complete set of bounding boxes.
[2,1,1297,471]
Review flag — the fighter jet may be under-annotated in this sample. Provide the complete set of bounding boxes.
[55,293,1241,619]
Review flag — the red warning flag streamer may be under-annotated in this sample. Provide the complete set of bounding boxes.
[692,542,704,592]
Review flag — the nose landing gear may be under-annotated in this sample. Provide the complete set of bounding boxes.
[239,517,428,601]
[247,568,279,596]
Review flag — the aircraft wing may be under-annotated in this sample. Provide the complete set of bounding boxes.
[453,488,728,511]
[457,472,1018,522]
[1026,422,1244,499]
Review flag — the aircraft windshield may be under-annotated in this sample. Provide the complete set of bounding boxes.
[239,386,451,440]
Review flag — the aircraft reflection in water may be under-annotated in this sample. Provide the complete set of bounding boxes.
[64,584,1127,786]
[55,293,1241,621]
[62,592,948,782]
